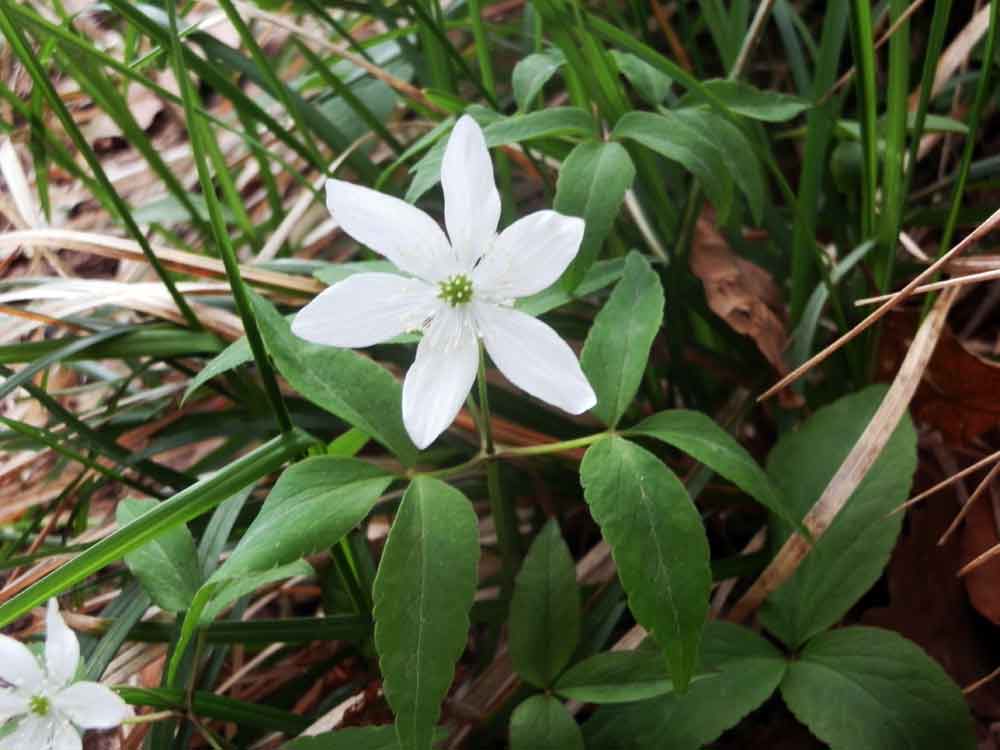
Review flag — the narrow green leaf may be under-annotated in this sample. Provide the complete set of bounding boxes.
[203,560,313,624]
[251,292,418,465]
[760,386,917,648]
[373,478,479,750]
[781,627,974,750]
[512,51,565,111]
[407,107,595,202]
[0,430,315,627]
[210,457,391,582]
[510,695,583,750]
[118,687,309,734]
[580,253,663,427]
[554,650,677,703]
[580,437,711,689]
[117,499,201,613]
[693,79,810,121]
[554,141,635,292]
[611,50,673,106]
[518,258,625,316]
[627,410,798,530]
[509,520,580,688]
[583,622,786,750]
[613,110,733,221]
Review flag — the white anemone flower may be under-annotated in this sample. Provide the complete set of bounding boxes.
[292,115,597,449]
[0,600,129,750]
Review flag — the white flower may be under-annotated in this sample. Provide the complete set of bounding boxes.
[292,115,597,449]
[0,600,129,750]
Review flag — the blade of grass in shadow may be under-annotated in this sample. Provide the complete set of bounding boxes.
[0,7,201,330]
[165,0,293,435]
[847,0,878,240]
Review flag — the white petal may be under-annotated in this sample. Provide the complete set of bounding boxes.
[473,210,585,299]
[442,115,501,271]
[476,303,596,414]
[325,179,457,282]
[49,718,82,750]
[402,305,479,449]
[3,715,73,750]
[291,274,438,348]
[0,634,44,694]
[53,682,128,730]
[45,600,79,689]
[0,689,29,721]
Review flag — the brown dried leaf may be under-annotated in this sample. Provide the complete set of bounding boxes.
[690,219,788,374]
[879,312,1000,446]
[961,494,1000,625]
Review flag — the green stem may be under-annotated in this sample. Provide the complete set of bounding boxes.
[498,432,607,457]
[476,349,520,599]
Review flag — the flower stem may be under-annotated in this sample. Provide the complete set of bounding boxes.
[476,347,520,599]
[498,432,606,457]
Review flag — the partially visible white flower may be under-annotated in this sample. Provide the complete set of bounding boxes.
[0,600,129,750]
[293,115,597,449]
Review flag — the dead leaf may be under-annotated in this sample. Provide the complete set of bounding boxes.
[879,311,1000,445]
[961,491,1000,625]
[690,219,798,406]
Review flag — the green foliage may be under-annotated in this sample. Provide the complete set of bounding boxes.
[554,141,635,292]
[580,437,711,690]
[373,478,479,750]
[117,499,201,613]
[580,252,663,427]
[553,650,678,703]
[760,386,917,648]
[209,456,392,583]
[781,627,975,750]
[509,520,580,688]
[509,695,583,750]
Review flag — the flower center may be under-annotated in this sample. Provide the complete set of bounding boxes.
[29,695,50,716]
[438,274,474,307]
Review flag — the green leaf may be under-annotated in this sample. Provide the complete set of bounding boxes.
[250,292,418,465]
[509,520,580,688]
[696,79,810,122]
[518,258,625,316]
[182,336,252,404]
[583,622,786,750]
[202,559,313,624]
[407,107,595,202]
[759,385,917,648]
[313,260,401,286]
[781,627,974,750]
[512,51,565,111]
[627,410,798,530]
[286,725,447,750]
[373,478,479,750]
[613,110,733,222]
[210,456,391,582]
[580,437,711,689]
[510,695,583,750]
[554,141,635,292]
[674,108,767,224]
[117,499,202,613]
[611,50,673,105]
[580,253,663,427]
[554,650,677,703]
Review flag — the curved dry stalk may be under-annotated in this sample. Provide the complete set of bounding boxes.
[759,205,1000,401]
[958,540,1000,577]
[729,286,958,623]
[0,229,325,296]
[938,459,1000,545]
[857,266,1000,305]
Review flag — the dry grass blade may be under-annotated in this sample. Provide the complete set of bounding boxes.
[729,286,957,623]
[758,205,1000,401]
[856,267,1000,305]
[938,460,1000,545]
[0,229,326,296]
[892,447,1000,515]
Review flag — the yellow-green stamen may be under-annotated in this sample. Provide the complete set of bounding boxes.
[438,274,473,307]
[29,695,50,716]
